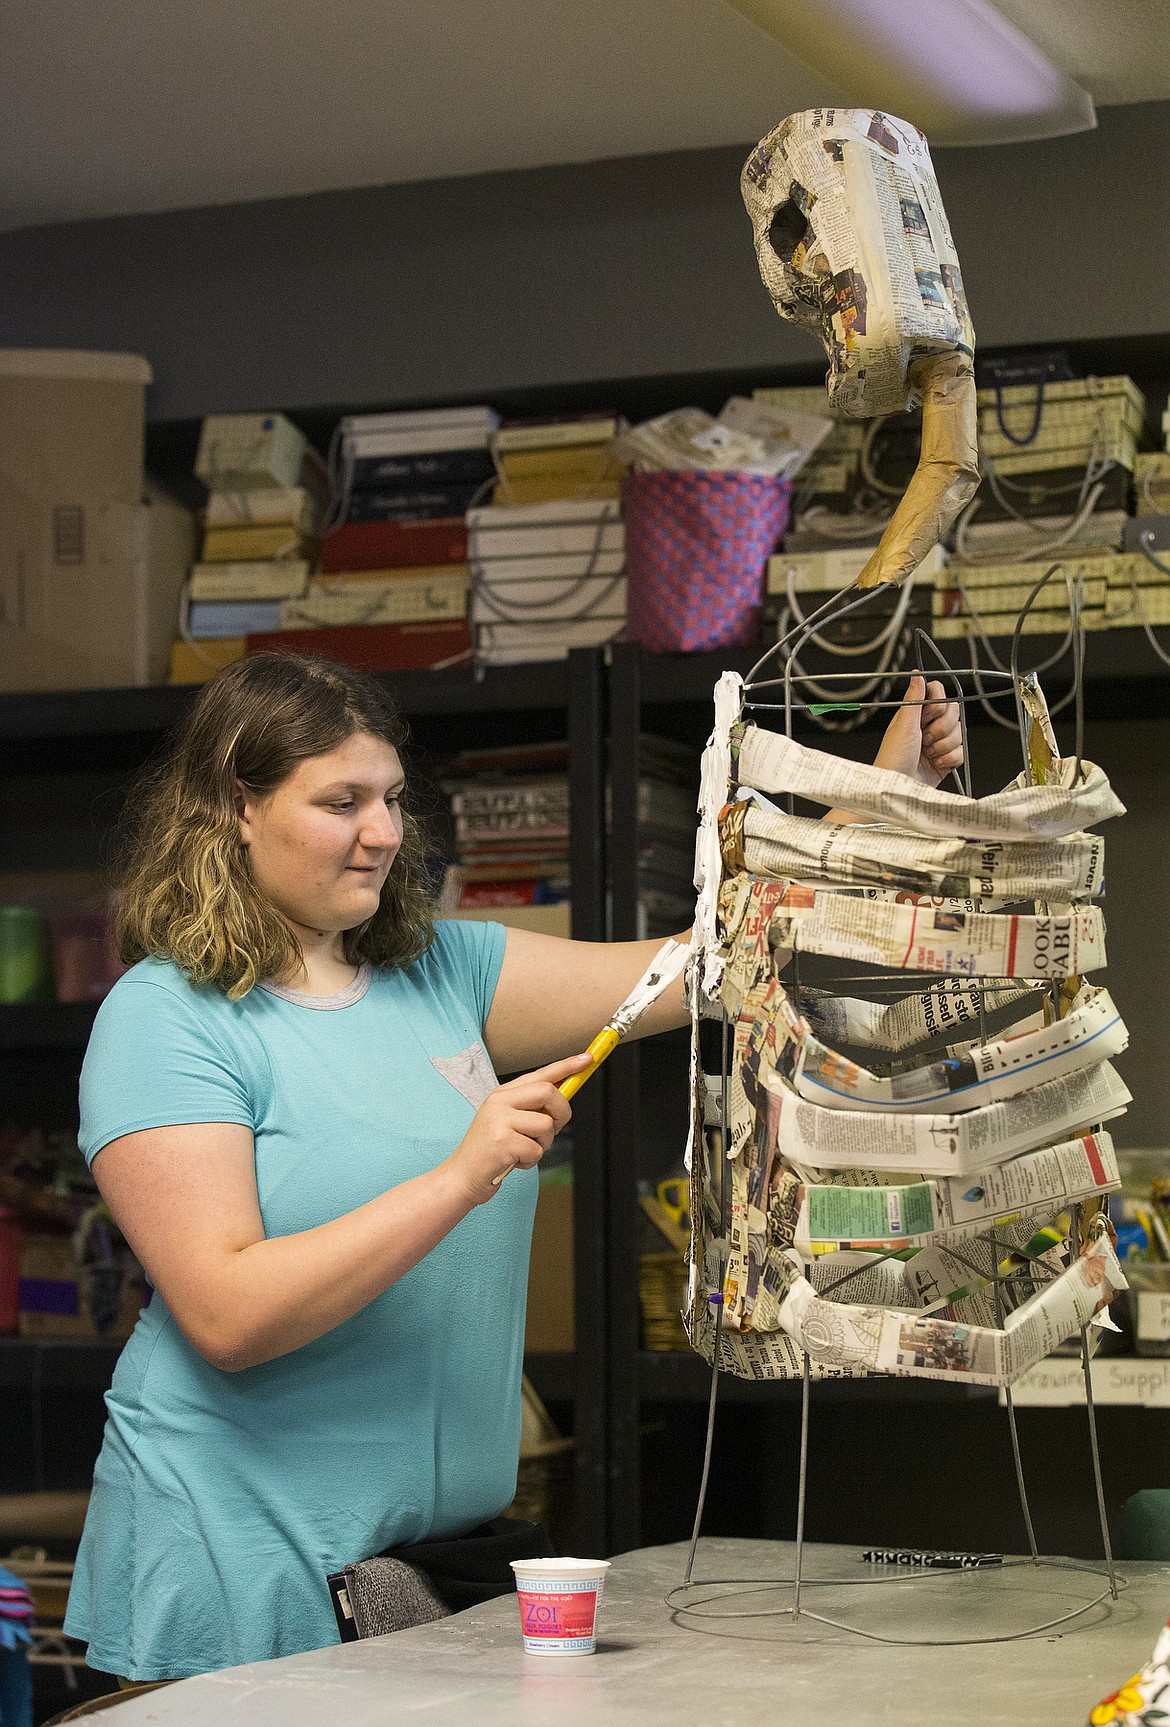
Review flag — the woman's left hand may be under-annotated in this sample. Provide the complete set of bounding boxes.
[874,674,963,788]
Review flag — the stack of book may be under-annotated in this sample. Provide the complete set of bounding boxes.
[489,412,624,508]
[932,552,1117,640]
[1124,457,1170,630]
[753,386,861,507]
[762,544,945,647]
[633,736,696,941]
[294,406,500,672]
[170,412,328,683]
[441,741,572,938]
[957,375,1145,560]
[1135,453,1170,517]
[467,496,626,665]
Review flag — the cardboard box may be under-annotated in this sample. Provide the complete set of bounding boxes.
[0,487,196,690]
[0,348,150,505]
[0,349,197,690]
[525,1178,575,1353]
[18,1231,145,1341]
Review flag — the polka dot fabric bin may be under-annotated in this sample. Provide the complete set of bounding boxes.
[623,470,791,653]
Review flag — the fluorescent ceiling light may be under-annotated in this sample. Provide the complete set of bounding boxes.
[721,0,1096,144]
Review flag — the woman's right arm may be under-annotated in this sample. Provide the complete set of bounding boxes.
[91,1051,588,1373]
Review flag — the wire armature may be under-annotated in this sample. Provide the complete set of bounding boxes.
[677,588,1118,1643]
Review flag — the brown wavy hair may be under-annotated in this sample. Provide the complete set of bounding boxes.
[117,653,435,998]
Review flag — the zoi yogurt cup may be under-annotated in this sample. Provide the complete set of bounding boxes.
[510,1557,611,1656]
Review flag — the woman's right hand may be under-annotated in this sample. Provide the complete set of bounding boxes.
[446,1052,592,1206]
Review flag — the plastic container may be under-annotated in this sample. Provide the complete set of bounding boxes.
[510,1557,610,1656]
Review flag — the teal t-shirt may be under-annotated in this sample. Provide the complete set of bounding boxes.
[63,920,531,1681]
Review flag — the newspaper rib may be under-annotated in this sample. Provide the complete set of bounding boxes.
[721,954,1124,1121]
[784,984,1126,1115]
[733,724,1125,839]
[800,1131,1120,1248]
[770,888,1107,979]
[721,799,1105,900]
[694,672,744,1002]
[774,1230,1125,1387]
[770,1059,1130,1177]
[715,876,1050,1023]
[800,979,1035,1053]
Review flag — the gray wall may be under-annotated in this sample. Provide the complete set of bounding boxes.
[0,100,1167,421]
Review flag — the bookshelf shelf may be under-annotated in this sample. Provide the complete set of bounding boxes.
[0,662,573,744]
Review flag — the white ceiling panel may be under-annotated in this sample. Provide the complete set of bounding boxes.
[0,0,1164,234]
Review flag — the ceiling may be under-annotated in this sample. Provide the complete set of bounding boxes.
[1,0,1166,234]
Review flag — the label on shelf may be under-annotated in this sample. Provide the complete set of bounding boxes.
[1137,1293,1170,1344]
[1003,1356,1170,1407]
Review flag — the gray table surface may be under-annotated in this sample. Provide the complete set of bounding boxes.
[112,1539,1170,1725]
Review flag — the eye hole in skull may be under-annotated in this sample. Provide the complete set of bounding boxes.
[742,109,981,589]
[766,192,812,267]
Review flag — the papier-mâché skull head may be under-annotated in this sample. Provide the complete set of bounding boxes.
[742,108,972,417]
[742,109,980,586]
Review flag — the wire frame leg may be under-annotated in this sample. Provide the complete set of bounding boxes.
[683,1010,733,1589]
[1081,1324,1119,1601]
[1003,1386,1040,1563]
[683,1299,723,1587]
[793,1351,812,1617]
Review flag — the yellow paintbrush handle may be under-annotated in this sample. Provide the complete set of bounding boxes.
[491,1025,622,1186]
[558,1025,621,1100]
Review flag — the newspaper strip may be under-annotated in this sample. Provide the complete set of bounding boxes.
[768,887,1108,979]
[721,955,1124,1123]
[694,671,744,1002]
[716,875,1062,1036]
[800,1131,1120,1247]
[775,1230,1125,1386]
[784,985,1127,1115]
[733,724,1125,839]
[720,798,1105,900]
[768,1058,1130,1177]
[687,1298,862,1382]
[799,979,1035,1053]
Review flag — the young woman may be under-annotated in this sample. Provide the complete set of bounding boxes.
[64,653,960,1681]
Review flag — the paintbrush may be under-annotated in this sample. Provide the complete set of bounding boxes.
[491,938,691,1187]
[557,938,691,1100]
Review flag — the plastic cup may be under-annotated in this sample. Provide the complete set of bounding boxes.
[510,1558,610,1656]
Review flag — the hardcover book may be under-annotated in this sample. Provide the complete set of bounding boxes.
[244,618,470,671]
[190,560,311,602]
[321,518,469,573]
[201,523,318,563]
